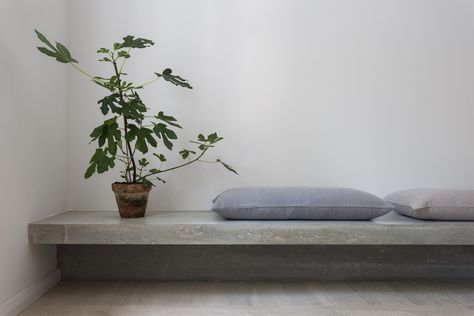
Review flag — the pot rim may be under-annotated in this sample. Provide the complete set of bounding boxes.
[111,182,152,193]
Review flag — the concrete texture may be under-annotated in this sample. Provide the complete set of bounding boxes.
[29,211,474,245]
[58,245,474,281]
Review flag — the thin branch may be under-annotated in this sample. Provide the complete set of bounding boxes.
[119,47,132,74]
[197,160,218,164]
[135,77,159,89]
[142,149,208,179]
[70,63,96,80]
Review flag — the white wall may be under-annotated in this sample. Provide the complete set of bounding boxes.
[67,0,474,211]
[0,0,68,313]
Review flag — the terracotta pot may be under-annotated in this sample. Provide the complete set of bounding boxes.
[111,183,152,218]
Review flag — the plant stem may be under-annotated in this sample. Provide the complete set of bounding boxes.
[143,149,208,179]
[119,47,131,74]
[112,60,137,182]
[70,63,97,80]
[197,160,218,163]
[135,77,159,88]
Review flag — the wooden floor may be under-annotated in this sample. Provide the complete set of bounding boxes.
[21,281,474,316]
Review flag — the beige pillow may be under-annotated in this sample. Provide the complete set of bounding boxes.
[385,188,474,220]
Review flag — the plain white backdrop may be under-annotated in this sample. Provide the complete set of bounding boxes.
[67,0,474,211]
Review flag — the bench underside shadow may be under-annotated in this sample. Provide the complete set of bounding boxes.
[59,245,474,281]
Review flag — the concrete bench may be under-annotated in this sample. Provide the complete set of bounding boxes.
[28,211,474,281]
[28,210,474,245]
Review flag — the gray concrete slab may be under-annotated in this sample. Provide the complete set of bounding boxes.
[29,211,474,245]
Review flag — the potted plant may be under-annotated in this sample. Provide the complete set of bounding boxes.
[35,30,237,218]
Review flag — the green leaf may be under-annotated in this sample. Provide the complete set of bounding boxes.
[208,133,218,142]
[126,124,139,142]
[98,94,121,115]
[153,153,166,162]
[144,130,157,148]
[98,125,108,147]
[155,111,182,128]
[89,117,120,155]
[89,125,103,140]
[116,35,154,49]
[93,78,115,92]
[198,134,205,141]
[127,126,156,154]
[216,159,238,175]
[89,147,103,163]
[179,149,196,159]
[36,47,57,58]
[35,30,78,63]
[190,140,213,150]
[138,158,149,167]
[140,177,154,187]
[35,29,56,50]
[85,148,115,178]
[156,176,167,184]
[153,123,177,150]
[107,129,117,155]
[97,48,110,54]
[84,162,96,179]
[207,132,223,144]
[117,50,131,59]
[135,137,148,154]
[55,42,78,63]
[121,93,146,121]
[155,69,193,89]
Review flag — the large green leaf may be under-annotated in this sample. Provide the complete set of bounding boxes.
[89,117,121,155]
[55,42,76,62]
[155,111,182,128]
[155,68,193,89]
[121,93,147,121]
[35,30,78,63]
[115,35,154,49]
[144,129,157,148]
[126,125,156,154]
[84,163,96,179]
[153,123,177,150]
[98,94,121,115]
[35,29,55,50]
[37,47,57,58]
[126,124,138,142]
[84,148,116,178]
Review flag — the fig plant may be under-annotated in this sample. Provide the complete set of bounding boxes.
[35,30,237,187]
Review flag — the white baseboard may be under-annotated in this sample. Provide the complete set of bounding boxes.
[0,269,60,316]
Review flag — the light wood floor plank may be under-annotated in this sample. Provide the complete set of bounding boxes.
[20,281,474,316]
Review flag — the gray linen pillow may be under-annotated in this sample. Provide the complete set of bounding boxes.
[384,188,474,220]
[212,187,393,220]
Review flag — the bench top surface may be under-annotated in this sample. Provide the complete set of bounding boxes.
[28,210,474,245]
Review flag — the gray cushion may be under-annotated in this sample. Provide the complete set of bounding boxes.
[384,188,474,220]
[212,187,393,220]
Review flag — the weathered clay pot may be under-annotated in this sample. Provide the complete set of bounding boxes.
[111,183,151,218]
